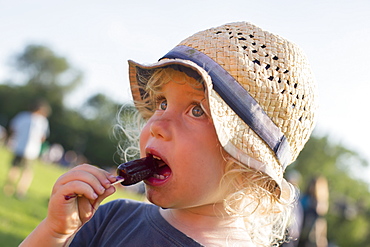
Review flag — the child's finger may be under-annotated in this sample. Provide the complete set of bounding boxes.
[71,184,116,223]
[53,165,115,197]
[69,164,116,188]
[91,185,116,208]
[62,180,102,201]
[54,172,104,199]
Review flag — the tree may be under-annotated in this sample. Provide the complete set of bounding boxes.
[0,44,125,167]
[12,44,82,94]
[0,44,82,117]
[76,93,124,167]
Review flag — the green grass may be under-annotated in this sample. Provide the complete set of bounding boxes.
[0,146,144,246]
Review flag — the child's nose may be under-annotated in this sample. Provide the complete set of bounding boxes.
[149,116,172,141]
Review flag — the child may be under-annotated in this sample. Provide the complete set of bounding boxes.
[21,21,317,246]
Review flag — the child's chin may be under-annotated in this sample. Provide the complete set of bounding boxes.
[145,189,171,208]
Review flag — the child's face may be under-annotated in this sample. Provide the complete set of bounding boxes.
[139,70,227,210]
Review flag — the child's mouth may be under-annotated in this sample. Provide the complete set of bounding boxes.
[146,156,172,185]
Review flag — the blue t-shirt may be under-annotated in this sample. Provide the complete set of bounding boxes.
[71,199,203,247]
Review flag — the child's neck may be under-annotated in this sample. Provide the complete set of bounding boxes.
[160,205,253,246]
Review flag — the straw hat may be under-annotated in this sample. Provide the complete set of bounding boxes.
[128,22,317,198]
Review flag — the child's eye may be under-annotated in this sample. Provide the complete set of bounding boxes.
[191,105,204,117]
[157,98,167,110]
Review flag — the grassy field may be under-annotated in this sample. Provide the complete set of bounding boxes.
[0,146,144,246]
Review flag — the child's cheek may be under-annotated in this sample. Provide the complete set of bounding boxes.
[139,122,152,156]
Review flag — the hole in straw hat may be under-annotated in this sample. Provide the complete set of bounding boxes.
[238,37,246,41]
[265,64,270,70]
[268,76,274,81]
[261,45,266,48]
[253,59,260,65]
[273,56,279,60]
[249,34,254,38]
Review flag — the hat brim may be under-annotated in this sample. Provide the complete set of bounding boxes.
[129,58,213,108]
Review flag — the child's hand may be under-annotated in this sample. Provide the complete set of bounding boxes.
[45,164,117,239]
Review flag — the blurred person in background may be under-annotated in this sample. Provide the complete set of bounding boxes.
[283,171,304,247]
[3,99,51,199]
[299,176,329,247]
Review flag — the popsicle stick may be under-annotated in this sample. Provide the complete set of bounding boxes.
[110,177,125,186]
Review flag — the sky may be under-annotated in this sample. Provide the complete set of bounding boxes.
[1,0,370,179]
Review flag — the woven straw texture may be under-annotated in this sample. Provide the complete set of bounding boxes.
[177,22,317,179]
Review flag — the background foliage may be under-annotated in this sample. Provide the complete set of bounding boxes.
[0,44,125,167]
[0,44,369,246]
[288,135,370,246]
